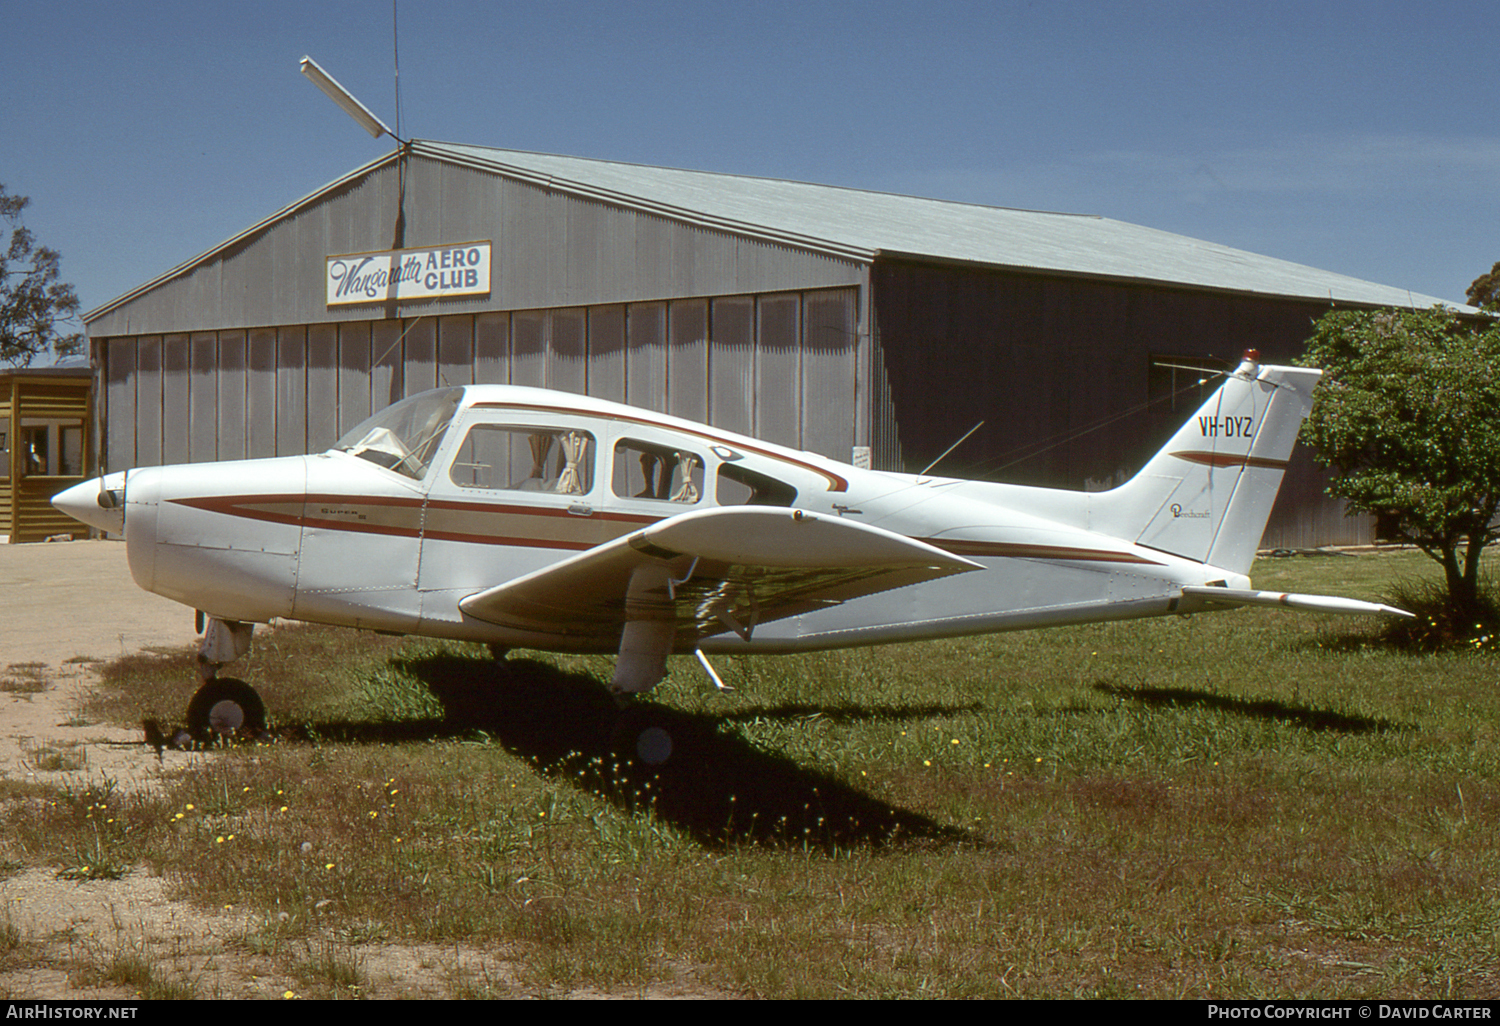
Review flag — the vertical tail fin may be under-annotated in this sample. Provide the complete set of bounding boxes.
[1098,354,1321,575]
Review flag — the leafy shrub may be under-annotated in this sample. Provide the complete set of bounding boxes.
[1379,575,1500,652]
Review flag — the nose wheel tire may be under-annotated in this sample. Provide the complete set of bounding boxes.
[186,677,266,742]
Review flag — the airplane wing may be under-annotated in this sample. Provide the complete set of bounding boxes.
[1179,585,1412,618]
[458,506,982,647]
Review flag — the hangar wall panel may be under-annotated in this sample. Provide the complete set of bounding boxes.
[104,339,136,472]
[306,324,340,454]
[625,302,667,412]
[511,311,545,389]
[190,333,218,463]
[247,328,277,459]
[755,294,800,449]
[161,335,189,466]
[802,290,858,464]
[135,338,161,468]
[474,312,509,385]
[276,327,306,457]
[667,299,708,425]
[709,296,754,437]
[371,320,405,409]
[587,305,626,403]
[438,315,475,388]
[402,318,438,395]
[217,330,247,461]
[548,309,587,395]
[337,321,372,438]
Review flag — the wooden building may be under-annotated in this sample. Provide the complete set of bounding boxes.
[0,366,92,543]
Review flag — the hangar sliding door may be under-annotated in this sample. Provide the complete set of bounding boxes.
[95,286,862,481]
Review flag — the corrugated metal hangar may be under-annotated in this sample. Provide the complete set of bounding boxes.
[83,141,1456,548]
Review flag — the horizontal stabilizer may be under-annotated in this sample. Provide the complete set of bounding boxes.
[1180,586,1413,618]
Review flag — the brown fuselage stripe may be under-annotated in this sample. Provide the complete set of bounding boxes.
[170,494,659,550]
[1170,451,1290,471]
[917,538,1164,565]
[170,494,1162,565]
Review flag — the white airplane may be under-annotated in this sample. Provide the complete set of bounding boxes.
[53,352,1406,755]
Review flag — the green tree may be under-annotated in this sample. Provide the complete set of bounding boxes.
[1300,306,1500,617]
[1,183,82,367]
[1468,261,1500,311]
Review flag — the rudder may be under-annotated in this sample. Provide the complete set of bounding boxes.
[1097,355,1321,575]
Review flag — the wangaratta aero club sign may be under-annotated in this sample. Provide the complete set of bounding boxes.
[325,242,492,306]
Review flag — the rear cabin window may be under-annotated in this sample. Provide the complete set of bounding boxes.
[716,463,797,507]
[612,439,704,503]
[449,426,595,494]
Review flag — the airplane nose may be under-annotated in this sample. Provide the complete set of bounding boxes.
[51,472,127,535]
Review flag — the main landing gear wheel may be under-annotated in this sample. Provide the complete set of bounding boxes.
[611,706,674,767]
[186,677,266,743]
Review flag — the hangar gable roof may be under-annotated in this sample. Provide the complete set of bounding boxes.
[426,140,1460,309]
[86,139,1466,326]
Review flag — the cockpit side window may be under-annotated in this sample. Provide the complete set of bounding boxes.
[612,439,704,503]
[716,463,797,507]
[449,425,596,494]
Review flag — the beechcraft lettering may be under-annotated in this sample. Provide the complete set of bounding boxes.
[1198,415,1255,438]
[53,353,1410,762]
[1169,504,1211,520]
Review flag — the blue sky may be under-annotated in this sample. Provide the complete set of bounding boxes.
[4,0,1496,321]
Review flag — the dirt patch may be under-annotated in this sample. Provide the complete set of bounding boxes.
[0,861,537,999]
[0,540,730,999]
[0,540,201,794]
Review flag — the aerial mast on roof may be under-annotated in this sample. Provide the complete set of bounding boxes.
[298,55,402,144]
[298,4,410,261]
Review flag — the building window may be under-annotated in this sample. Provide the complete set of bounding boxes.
[16,419,85,477]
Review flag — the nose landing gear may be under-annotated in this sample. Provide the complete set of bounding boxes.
[186,676,267,742]
[184,616,268,744]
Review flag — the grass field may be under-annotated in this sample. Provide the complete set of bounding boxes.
[5,548,1500,998]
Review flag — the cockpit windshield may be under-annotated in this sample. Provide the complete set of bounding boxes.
[332,388,464,480]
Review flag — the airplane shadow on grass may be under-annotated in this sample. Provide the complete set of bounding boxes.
[1092,682,1401,734]
[288,654,979,852]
